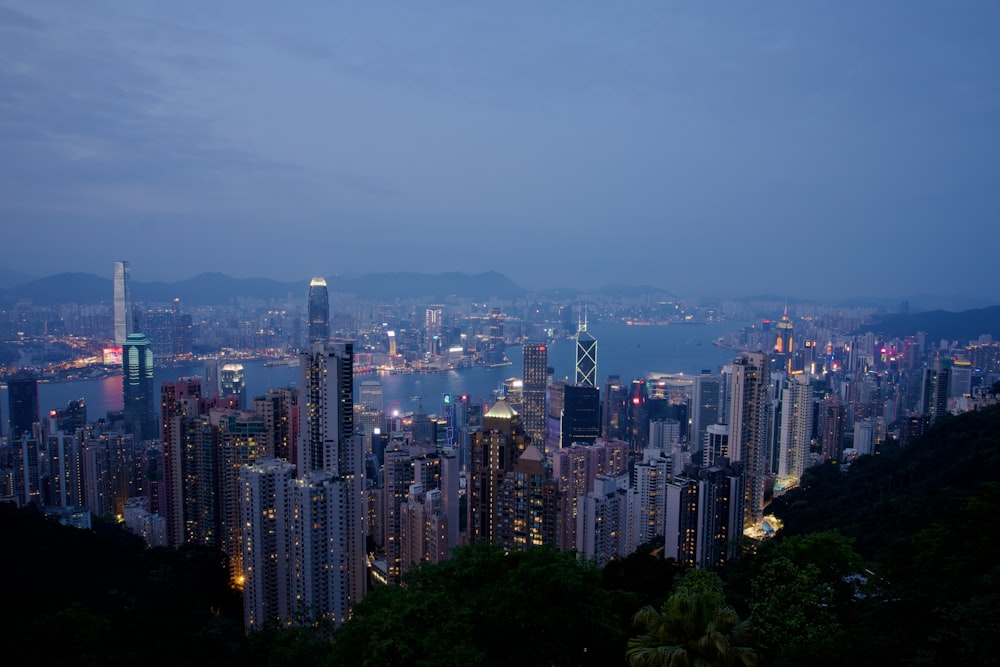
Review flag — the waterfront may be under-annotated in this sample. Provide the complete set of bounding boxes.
[1,320,745,435]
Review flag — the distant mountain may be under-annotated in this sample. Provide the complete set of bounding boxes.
[328,271,527,300]
[865,305,1000,342]
[0,270,530,305]
[0,272,113,306]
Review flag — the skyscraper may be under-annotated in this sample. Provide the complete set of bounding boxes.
[307,277,330,344]
[690,372,721,452]
[298,339,366,609]
[728,352,770,527]
[113,260,132,347]
[123,333,155,441]
[575,313,597,387]
[220,363,246,409]
[522,342,548,448]
[7,369,39,441]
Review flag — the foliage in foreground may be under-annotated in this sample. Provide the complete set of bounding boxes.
[330,541,627,667]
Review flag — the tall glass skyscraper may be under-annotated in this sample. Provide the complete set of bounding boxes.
[307,277,330,343]
[123,333,155,440]
[113,260,132,346]
[7,369,39,440]
[522,342,548,448]
[575,312,597,387]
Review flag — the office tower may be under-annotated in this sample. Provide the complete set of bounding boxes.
[204,358,220,396]
[728,352,770,527]
[649,419,682,452]
[777,374,813,481]
[113,260,132,346]
[486,308,505,364]
[359,380,384,413]
[123,333,155,441]
[307,277,330,343]
[220,363,247,409]
[575,315,597,387]
[602,375,628,441]
[522,342,548,448]
[774,307,794,354]
[468,399,528,544]
[561,384,600,448]
[425,307,443,355]
[7,369,39,441]
[690,373,721,453]
[298,340,366,608]
[626,379,650,459]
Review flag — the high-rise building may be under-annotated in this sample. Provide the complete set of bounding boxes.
[307,277,330,344]
[468,399,528,544]
[123,333,155,441]
[522,342,548,448]
[7,369,39,441]
[921,358,951,423]
[820,395,846,461]
[220,363,247,409]
[561,384,600,448]
[575,315,597,387]
[728,352,770,527]
[113,260,132,346]
[602,375,628,441]
[777,374,813,481]
[690,373,721,452]
[774,307,794,354]
[297,340,366,608]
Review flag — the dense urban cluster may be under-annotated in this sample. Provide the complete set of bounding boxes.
[2,261,999,641]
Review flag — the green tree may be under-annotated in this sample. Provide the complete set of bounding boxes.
[330,541,625,666]
[626,569,756,667]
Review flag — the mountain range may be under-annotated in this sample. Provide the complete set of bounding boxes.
[0,271,676,306]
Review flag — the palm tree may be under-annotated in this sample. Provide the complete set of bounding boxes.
[627,570,757,667]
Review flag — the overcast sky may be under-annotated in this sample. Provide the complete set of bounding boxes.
[1,1,997,300]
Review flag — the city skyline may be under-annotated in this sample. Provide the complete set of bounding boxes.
[1,2,998,300]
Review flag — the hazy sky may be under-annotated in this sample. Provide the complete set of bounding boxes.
[1,1,998,299]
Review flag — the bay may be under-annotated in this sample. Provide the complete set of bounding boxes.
[2,321,744,433]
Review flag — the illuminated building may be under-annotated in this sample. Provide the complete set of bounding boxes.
[577,474,633,568]
[297,340,366,609]
[521,342,548,448]
[774,307,794,354]
[468,399,528,544]
[113,260,132,346]
[220,363,246,409]
[728,352,770,527]
[122,333,155,441]
[575,314,597,387]
[776,374,812,480]
[921,358,951,422]
[307,277,330,344]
